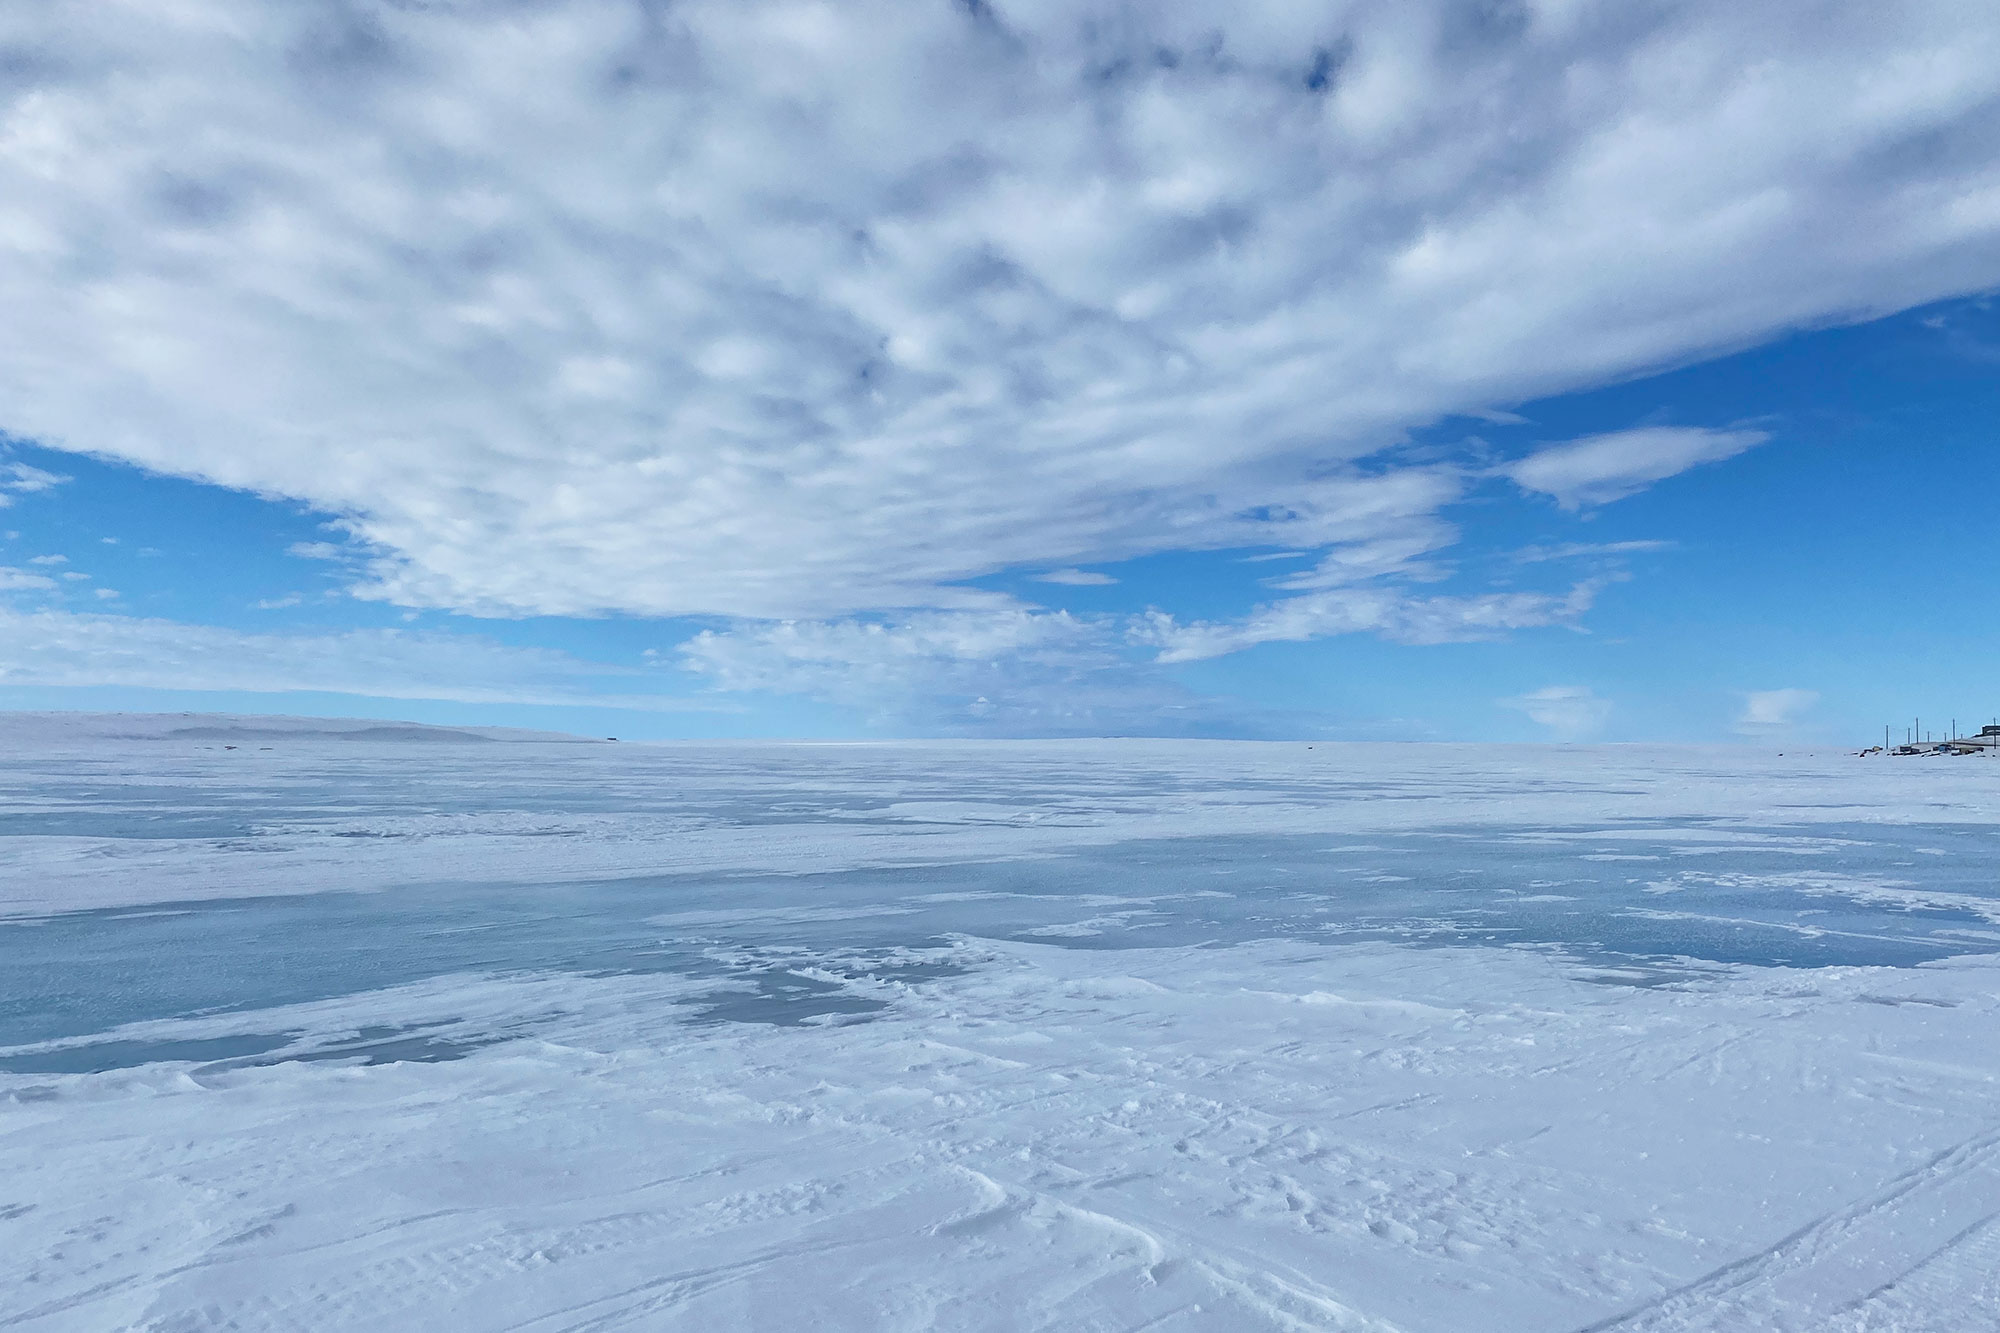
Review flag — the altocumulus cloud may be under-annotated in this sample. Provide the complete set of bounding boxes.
[4,3,1999,611]
[2,0,1999,719]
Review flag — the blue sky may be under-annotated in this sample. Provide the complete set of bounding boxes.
[2,1,1997,742]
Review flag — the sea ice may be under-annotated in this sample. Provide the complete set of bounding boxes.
[3,715,1999,1330]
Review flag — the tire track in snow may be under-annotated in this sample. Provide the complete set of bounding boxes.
[1575,1124,2000,1333]
[1830,1209,2000,1330]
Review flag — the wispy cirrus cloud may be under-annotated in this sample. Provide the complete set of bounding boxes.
[1142,580,1605,665]
[0,460,66,507]
[1033,570,1118,587]
[1504,428,1771,511]
[1509,540,1675,565]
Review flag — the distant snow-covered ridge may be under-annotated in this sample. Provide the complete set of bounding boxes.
[0,710,602,745]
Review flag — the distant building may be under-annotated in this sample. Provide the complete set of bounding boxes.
[1882,722,1999,756]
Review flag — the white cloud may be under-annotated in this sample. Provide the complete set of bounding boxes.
[1144,580,1604,664]
[0,566,57,592]
[1736,687,1819,735]
[0,605,728,710]
[1510,540,1674,564]
[1501,686,1613,741]
[679,609,1217,733]
[0,1,1993,623]
[681,610,1100,696]
[27,553,66,565]
[1034,570,1118,586]
[0,460,66,507]
[674,571,1610,728]
[1505,428,1770,510]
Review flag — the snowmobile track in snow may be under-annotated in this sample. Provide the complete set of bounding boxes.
[1580,1122,2000,1332]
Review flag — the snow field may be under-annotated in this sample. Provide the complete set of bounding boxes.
[4,723,2000,1329]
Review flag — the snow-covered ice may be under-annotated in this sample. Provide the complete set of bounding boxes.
[4,715,2000,1330]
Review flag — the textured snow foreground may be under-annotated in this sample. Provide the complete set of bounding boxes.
[4,717,2000,1331]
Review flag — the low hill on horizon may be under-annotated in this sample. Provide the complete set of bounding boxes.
[0,710,603,746]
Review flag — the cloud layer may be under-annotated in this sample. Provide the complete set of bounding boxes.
[0,606,709,710]
[677,609,1217,734]
[3,0,1998,630]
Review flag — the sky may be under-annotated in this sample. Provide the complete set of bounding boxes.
[1,0,1997,743]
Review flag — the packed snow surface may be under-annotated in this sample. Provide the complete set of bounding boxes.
[4,716,2000,1330]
